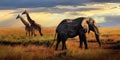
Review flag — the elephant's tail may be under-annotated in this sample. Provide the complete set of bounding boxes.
[49,32,57,48]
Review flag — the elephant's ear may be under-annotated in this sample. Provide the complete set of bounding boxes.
[89,18,96,26]
[81,17,89,33]
[89,18,100,35]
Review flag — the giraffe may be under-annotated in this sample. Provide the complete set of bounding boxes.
[22,10,43,36]
[16,14,32,36]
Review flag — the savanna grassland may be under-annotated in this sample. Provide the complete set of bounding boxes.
[0,27,120,60]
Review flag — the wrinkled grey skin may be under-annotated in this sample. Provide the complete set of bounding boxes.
[55,17,101,50]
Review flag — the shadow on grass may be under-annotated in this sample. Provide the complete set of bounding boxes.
[0,40,52,47]
[0,39,120,50]
[102,40,120,50]
[69,39,120,50]
[106,42,120,49]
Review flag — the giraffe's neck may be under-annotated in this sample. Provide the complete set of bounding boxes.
[19,16,29,26]
[26,13,34,24]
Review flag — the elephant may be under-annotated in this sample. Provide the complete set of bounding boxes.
[55,17,101,50]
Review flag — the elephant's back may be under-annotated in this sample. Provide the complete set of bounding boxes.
[56,17,85,33]
[72,17,84,23]
[56,20,68,33]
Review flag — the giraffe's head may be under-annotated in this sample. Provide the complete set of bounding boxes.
[16,14,21,19]
[22,10,28,15]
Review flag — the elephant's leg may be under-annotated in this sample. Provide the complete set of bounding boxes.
[62,38,67,50]
[83,38,88,49]
[61,34,67,50]
[79,33,88,49]
[79,37,83,48]
[79,34,84,48]
[64,41,67,50]
[55,34,61,50]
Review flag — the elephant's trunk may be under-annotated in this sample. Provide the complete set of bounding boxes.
[94,26,100,35]
[94,26,101,47]
[95,33,101,47]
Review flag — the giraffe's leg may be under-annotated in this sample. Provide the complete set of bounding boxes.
[29,29,31,36]
[31,27,35,36]
[34,29,37,36]
[26,27,30,37]
[31,29,34,36]
[25,29,28,36]
[25,28,27,36]
[26,31,27,36]
[31,31,36,37]
[28,31,30,37]
[38,26,43,36]
[32,28,36,36]
[29,27,32,36]
[31,31,33,36]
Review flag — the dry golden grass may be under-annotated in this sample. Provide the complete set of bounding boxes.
[0,27,120,60]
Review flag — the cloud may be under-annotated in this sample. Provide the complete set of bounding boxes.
[0,10,23,27]
[0,0,89,10]
[92,17,106,23]
[13,3,120,15]
[105,15,120,23]
[0,18,25,27]
[91,0,120,3]
[0,2,120,27]
[14,4,103,14]
[0,10,15,22]
[24,12,81,27]
[1,0,120,10]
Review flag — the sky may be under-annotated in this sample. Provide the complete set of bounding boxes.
[0,0,120,27]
